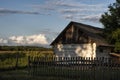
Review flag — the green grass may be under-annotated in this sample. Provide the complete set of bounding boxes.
[0,52,28,69]
[0,51,53,70]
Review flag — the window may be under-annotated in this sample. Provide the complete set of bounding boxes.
[99,48,103,53]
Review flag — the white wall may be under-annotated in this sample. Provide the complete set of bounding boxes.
[53,43,96,58]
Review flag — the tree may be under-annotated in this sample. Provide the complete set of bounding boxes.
[112,28,120,51]
[100,0,120,52]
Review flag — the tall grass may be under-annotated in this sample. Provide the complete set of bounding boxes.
[0,51,53,70]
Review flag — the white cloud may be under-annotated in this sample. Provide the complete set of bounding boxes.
[0,29,59,47]
[9,34,48,46]
[26,34,48,45]
[9,36,26,44]
[0,34,48,46]
[80,14,102,22]
[0,38,8,44]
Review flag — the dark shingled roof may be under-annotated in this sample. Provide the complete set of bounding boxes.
[50,21,110,46]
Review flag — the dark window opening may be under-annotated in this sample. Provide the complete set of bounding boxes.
[99,48,103,53]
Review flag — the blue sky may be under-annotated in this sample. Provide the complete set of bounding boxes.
[0,0,115,46]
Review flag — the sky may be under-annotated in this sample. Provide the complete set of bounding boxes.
[0,0,115,47]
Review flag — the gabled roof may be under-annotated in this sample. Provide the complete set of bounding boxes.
[50,21,109,46]
[72,21,103,34]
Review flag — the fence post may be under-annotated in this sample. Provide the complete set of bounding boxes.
[15,52,19,69]
[27,56,120,80]
[28,56,30,68]
[28,56,30,76]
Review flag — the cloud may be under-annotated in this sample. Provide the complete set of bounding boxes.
[31,0,107,22]
[9,34,48,46]
[0,0,108,22]
[80,14,102,22]
[55,0,105,9]
[63,14,73,20]
[60,8,105,14]
[60,9,79,14]
[0,28,60,47]
[0,8,50,15]
[0,38,8,44]
[0,34,49,46]
[9,36,26,45]
[63,14,102,22]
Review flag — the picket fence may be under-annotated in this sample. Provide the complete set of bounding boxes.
[28,57,120,80]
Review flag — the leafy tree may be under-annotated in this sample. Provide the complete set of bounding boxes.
[100,0,120,52]
[112,28,120,51]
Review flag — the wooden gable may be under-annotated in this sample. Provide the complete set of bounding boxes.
[50,21,108,46]
[52,24,90,45]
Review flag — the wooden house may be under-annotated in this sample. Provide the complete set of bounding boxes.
[50,21,113,58]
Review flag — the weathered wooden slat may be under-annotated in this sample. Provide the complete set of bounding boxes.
[28,57,120,80]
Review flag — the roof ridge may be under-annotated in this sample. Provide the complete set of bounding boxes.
[70,21,103,30]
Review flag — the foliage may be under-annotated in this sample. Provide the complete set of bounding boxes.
[112,29,120,51]
[100,0,120,52]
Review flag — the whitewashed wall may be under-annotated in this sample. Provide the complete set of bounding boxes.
[53,43,96,58]
[53,43,110,58]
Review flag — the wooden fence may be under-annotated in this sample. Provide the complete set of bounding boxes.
[28,57,120,80]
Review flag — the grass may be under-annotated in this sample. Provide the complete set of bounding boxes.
[0,69,75,80]
[0,51,53,70]
[0,64,120,80]
[29,65,120,80]
[0,51,120,80]
[0,69,29,80]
